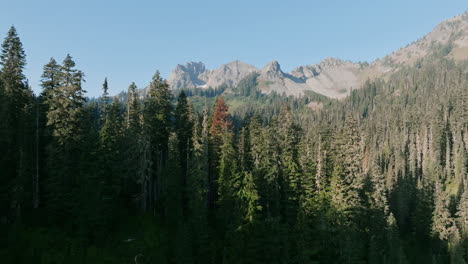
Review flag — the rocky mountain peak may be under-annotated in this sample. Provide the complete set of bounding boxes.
[168,61,207,89]
[263,60,281,71]
[260,60,284,81]
[174,61,206,75]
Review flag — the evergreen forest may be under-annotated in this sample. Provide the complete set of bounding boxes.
[0,26,467,263]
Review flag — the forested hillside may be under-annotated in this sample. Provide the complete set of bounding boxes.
[0,25,467,264]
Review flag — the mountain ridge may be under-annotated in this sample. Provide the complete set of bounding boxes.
[167,12,468,99]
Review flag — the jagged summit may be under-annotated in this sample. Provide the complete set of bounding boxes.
[175,62,206,76]
[168,61,207,89]
[260,60,284,81]
[168,60,257,89]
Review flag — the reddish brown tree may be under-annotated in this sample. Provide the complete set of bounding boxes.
[210,96,232,140]
[207,96,233,210]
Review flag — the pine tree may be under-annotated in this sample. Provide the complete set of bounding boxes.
[99,99,125,200]
[210,96,232,144]
[0,26,26,84]
[122,82,142,210]
[100,77,109,123]
[276,104,302,224]
[298,131,316,208]
[46,54,85,145]
[236,170,261,226]
[217,132,238,215]
[248,114,263,171]
[143,71,172,213]
[238,123,253,172]
[35,58,61,209]
[40,58,60,101]
[261,122,282,218]
[175,90,193,216]
[208,96,232,209]
[0,26,32,223]
[331,115,364,212]
[188,106,211,262]
[43,54,86,225]
[126,82,141,131]
[215,113,237,223]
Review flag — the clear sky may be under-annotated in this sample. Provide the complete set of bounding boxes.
[0,0,467,97]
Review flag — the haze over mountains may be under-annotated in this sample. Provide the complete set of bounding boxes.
[167,12,468,99]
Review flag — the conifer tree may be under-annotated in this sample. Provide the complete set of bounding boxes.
[126,82,141,131]
[331,115,364,212]
[43,54,86,224]
[0,26,32,223]
[210,96,232,146]
[217,131,238,221]
[46,54,85,145]
[175,90,193,215]
[261,122,282,217]
[123,82,142,201]
[99,99,125,199]
[298,131,316,207]
[236,170,261,226]
[100,77,109,123]
[40,58,60,103]
[187,106,211,262]
[238,124,253,172]
[0,26,26,85]
[143,71,172,213]
[277,104,302,224]
[208,96,232,208]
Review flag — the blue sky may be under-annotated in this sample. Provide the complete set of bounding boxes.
[0,0,466,97]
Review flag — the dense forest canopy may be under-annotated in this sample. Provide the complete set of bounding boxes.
[0,26,467,263]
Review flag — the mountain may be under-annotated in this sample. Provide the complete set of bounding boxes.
[168,60,257,89]
[167,12,468,99]
[168,58,366,98]
[376,12,468,66]
[168,61,207,89]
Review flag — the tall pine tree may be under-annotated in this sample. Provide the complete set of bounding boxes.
[0,26,33,223]
[142,71,172,214]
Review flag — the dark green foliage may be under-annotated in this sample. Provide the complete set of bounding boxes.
[45,54,85,145]
[125,82,141,131]
[0,26,26,83]
[330,115,364,212]
[100,77,109,123]
[174,91,193,216]
[0,26,33,225]
[2,27,468,264]
[142,71,172,213]
[42,54,88,228]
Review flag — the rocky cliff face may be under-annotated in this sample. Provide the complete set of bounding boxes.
[168,60,257,89]
[168,61,206,89]
[166,12,468,99]
[200,60,258,88]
